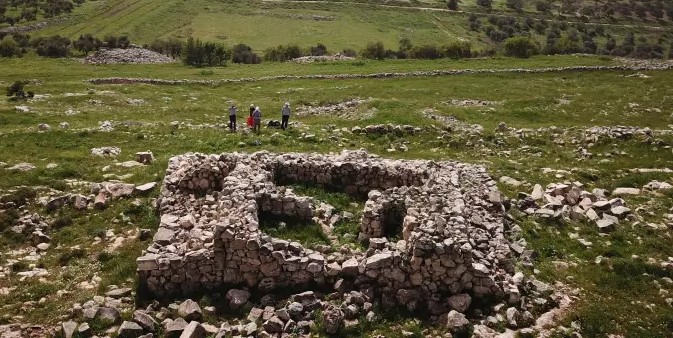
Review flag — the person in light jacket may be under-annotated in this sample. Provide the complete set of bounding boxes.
[252,106,262,133]
[281,102,291,130]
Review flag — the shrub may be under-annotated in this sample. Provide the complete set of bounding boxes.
[264,44,303,62]
[6,80,30,101]
[183,37,230,67]
[73,34,101,55]
[361,41,385,60]
[341,48,357,57]
[503,36,539,58]
[535,1,551,13]
[409,45,441,59]
[476,0,492,10]
[506,0,523,12]
[0,35,20,57]
[309,43,328,56]
[148,38,183,58]
[397,37,413,59]
[103,35,130,49]
[441,41,472,59]
[33,35,71,57]
[231,43,261,64]
[447,0,458,10]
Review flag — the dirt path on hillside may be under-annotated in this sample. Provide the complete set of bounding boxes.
[88,60,673,86]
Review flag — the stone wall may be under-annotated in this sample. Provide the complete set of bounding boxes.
[138,150,517,313]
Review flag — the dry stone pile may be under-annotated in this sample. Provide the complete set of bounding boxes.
[81,47,176,65]
[138,150,523,316]
[517,182,633,232]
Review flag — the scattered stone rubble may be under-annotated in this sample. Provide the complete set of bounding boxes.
[5,163,36,172]
[290,54,355,64]
[82,47,176,65]
[351,124,423,136]
[135,150,563,333]
[517,182,634,232]
[447,99,502,107]
[422,109,484,135]
[296,98,370,119]
[91,147,121,157]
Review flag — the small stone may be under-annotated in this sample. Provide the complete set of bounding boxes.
[226,289,250,309]
[117,320,143,338]
[180,321,206,338]
[178,299,202,322]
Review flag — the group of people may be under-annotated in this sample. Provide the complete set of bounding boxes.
[228,102,292,133]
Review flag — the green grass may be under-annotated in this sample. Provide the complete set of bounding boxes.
[1,52,673,336]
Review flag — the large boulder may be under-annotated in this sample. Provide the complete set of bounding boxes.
[448,293,472,313]
[178,299,203,321]
[180,321,206,338]
[437,310,470,333]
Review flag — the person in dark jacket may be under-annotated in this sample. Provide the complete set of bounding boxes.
[228,104,237,131]
[249,104,255,117]
[252,106,262,133]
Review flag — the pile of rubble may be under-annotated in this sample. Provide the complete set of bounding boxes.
[447,99,502,107]
[351,124,423,136]
[290,54,355,64]
[422,109,484,135]
[295,98,370,119]
[517,182,634,232]
[91,147,121,157]
[81,47,176,65]
[584,126,655,142]
[135,150,562,332]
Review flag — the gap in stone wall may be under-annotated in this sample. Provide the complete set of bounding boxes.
[381,201,407,242]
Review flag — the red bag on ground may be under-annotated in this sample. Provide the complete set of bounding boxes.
[246,116,253,127]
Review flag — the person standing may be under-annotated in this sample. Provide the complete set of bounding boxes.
[228,104,237,131]
[249,104,255,117]
[281,102,291,130]
[252,106,262,133]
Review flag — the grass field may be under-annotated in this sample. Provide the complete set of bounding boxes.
[1,53,673,336]
[29,0,669,52]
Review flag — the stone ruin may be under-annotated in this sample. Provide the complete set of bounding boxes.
[137,150,520,314]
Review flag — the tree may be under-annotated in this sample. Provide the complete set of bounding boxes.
[33,35,71,57]
[447,0,458,10]
[503,36,539,58]
[397,37,413,59]
[441,41,471,59]
[361,41,385,60]
[0,35,20,57]
[74,34,100,55]
[309,43,327,56]
[231,43,261,64]
[535,1,552,13]
[506,0,524,12]
[476,0,492,10]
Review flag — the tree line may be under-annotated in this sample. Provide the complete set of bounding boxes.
[0,0,87,27]
[0,32,130,58]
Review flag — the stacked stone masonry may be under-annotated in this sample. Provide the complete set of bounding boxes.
[138,150,517,312]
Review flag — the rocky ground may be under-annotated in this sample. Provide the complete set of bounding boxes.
[81,48,176,65]
[1,58,672,337]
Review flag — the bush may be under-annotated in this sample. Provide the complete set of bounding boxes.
[476,0,492,10]
[309,43,328,56]
[0,35,21,57]
[6,80,30,101]
[73,34,101,55]
[503,36,539,58]
[183,37,230,67]
[103,35,130,49]
[148,38,183,58]
[33,35,71,57]
[447,0,458,10]
[441,41,472,59]
[506,0,523,12]
[361,41,385,60]
[231,44,261,64]
[341,48,357,57]
[535,1,551,13]
[264,44,303,62]
[397,37,413,59]
[409,45,441,59]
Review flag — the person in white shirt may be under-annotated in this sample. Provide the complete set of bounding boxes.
[228,104,237,131]
[252,106,262,133]
[281,102,291,130]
